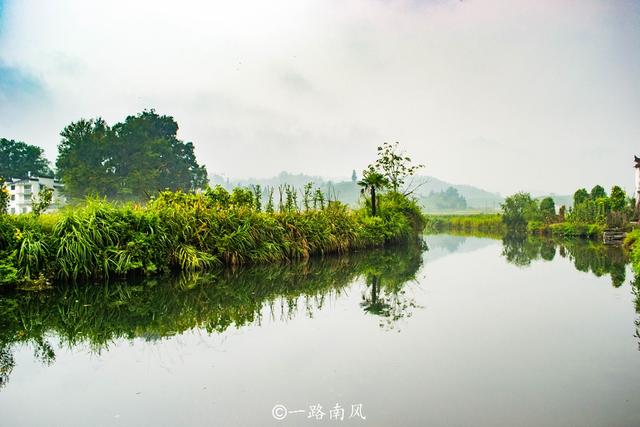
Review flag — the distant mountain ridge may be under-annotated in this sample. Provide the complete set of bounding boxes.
[209,172,505,211]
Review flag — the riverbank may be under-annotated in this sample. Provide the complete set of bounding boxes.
[624,229,640,279]
[426,214,506,235]
[0,190,426,288]
[428,213,607,239]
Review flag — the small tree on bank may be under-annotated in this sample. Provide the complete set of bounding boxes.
[374,142,424,194]
[358,167,388,216]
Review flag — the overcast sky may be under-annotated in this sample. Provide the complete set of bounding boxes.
[0,0,639,195]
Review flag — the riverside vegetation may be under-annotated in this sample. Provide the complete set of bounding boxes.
[428,184,640,294]
[428,184,635,239]
[0,187,425,289]
[0,142,427,289]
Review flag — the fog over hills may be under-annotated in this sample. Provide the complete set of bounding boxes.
[210,172,505,212]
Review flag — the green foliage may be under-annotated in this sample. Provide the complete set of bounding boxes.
[56,110,207,201]
[625,229,640,280]
[358,166,388,216]
[501,192,540,229]
[610,186,627,211]
[590,185,607,200]
[302,182,313,211]
[0,138,53,180]
[426,214,505,237]
[573,188,589,206]
[266,188,275,213]
[539,197,556,223]
[0,179,8,214]
[0,188,425,287]
[374,141,424,192]
[31,186,54,216]
[251,185,262,212]
[230,187,254,208]
[205,185,231,208]
[568,196,610,225]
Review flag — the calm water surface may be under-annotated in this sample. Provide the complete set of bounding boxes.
[1,235,639,426]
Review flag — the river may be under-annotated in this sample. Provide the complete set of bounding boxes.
[1,234,639,426]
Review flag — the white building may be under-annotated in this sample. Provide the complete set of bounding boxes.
[7,176,66,214]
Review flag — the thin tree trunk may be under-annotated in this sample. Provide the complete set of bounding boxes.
[371,186,377,216]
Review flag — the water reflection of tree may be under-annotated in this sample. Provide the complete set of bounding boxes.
[501,233,640,350]
[501,233,627,287]
[0,239,426,389]
[360,241,425,331]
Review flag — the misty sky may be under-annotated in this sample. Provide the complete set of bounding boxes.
[0,0,639,195]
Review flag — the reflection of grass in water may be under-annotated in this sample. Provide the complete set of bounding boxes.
[0,239,426,388]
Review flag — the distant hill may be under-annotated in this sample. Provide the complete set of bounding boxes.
[415,176,503,211]
[209,172,504,211]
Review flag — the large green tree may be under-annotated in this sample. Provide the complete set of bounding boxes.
[609,186,627,211]
[573,188,589,206]
[56,110,208,200]
[590,185,606,200]
[539,197,556,223]
[0,138,53,180]
[501,192,540,229]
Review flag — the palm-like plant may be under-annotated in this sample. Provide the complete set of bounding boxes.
[358,167,388,216]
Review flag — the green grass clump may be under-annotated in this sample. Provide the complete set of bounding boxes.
[0,190,425,287]
[624,229,640,279]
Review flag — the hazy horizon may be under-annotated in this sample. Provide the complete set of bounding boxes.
[1,0,639,195]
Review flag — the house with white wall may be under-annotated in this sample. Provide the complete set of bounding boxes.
[7,176,66,214]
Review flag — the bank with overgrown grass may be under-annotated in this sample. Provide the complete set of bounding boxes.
[427,213,608,238]
[624,230,640,278]
[428,185,635,241]
[0,188,426,288]
[426,214,505,235]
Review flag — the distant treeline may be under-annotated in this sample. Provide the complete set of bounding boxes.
[427,184,634,239]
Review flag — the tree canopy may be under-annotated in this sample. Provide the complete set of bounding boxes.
[501,192,539,229]
[56,110,208,200]
[590,185,606,200]
[374,142,424,193]
[0,138,53,180]
[539,197,556,222]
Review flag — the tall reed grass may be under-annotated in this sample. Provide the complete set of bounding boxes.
[0,187,425,287]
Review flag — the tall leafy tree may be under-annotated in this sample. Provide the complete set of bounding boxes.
[56,118,117,198]
[56,110,208,200]
[539,197,556,222]
[374,142,424,193]
[590,185,606,200]
[0,138,53,179]
[573,188,589,206]
[609,186,627,211]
